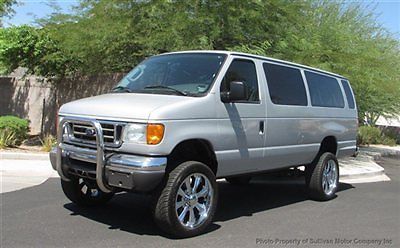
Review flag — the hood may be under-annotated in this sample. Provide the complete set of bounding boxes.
[59,93,195,121]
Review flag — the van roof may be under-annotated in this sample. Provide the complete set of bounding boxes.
[160,50,348,80]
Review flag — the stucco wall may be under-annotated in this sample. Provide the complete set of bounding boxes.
[0,73,124,135]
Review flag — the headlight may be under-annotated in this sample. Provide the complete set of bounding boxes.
[123,123,165,145]
[123,123,147,143]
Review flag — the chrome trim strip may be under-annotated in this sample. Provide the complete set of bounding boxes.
[337,140,356,145]
[57,121,70,181]
[60,143,97,156]
[69,151,97,164]
[338,145,357,151]
[215,143,320,154]
[93,121,110,192]
[59,143,167,171]
[108,154,167,170]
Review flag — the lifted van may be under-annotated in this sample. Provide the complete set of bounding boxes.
[50,51,357,237]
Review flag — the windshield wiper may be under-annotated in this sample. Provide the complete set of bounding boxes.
[144,85,187,96]
[111,85,132,93]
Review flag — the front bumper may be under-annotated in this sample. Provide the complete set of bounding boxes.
[50,117,166,193]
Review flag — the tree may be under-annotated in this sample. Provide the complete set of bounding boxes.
[0,25,77,77]
[0,0,399,122]
[233,1,400,123]
[33,0,315,74]
[0,0,17,27]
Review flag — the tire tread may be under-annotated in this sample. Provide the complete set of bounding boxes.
[307,152,339,201]
[153,161,217,238]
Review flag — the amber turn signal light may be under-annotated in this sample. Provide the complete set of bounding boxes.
[147,124,164,145]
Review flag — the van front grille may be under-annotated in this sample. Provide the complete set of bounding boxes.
[66,121,124,147]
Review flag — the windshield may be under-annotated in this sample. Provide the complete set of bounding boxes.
[113,53,226,96]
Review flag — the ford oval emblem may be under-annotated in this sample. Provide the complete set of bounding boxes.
[85,128,95,136]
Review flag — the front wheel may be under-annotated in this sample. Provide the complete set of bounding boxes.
[153,161,218,238]
[61,178,114,206]
[306,152,339,201]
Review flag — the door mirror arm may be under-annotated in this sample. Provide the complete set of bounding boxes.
[221,91,230,103]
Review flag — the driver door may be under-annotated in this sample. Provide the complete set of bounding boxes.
[214,57,267,177]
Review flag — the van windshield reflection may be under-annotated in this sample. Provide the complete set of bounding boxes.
[112,53,226,96]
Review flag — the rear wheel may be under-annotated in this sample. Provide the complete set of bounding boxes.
[61,178,114,206]
[153,161,218,238]
[306,152,339,201]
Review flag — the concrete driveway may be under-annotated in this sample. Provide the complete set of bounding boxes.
[0,158,58,193]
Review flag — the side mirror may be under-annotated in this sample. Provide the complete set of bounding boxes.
[221,81,247,103]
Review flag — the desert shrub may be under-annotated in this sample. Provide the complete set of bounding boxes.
[0,116,29,147]
[380,136,397,146]
[358,125,398,146]
[40,135,56,152]
[357,126,382,145]
[381,127,400,144]
[0,129,16,148]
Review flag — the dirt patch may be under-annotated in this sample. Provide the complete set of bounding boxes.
[1,144,46,153]
[0,135,48,153]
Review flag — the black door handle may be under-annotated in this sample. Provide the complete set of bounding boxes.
[259,121,264,134]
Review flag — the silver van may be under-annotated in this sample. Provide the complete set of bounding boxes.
[50,51,357,237]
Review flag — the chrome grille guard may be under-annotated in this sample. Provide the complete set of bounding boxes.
[56,117,112,193]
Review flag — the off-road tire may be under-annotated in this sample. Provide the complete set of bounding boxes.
[61,178,114,206]
[306,152,339,201]
[153,161,218,238]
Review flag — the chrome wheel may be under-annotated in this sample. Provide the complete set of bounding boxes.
[79,178,100,198]
[175,173,214,229]
[61,177,114,206]
[322,159,338,195]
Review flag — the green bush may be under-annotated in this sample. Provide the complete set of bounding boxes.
[358,125,398,146]
[381,136,397,146]
[358,126,382,145]
[0,116,29,147]
[381,127,400,145]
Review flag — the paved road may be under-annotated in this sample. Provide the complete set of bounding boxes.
[1,158,399,248]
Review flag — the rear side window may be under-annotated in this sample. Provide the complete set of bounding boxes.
[221,59,259,102]
[341,80,355,109]
[263,63,307,106]
[305,71,344,108]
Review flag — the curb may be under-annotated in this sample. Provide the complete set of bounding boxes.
[339,168,385,180]
[0,152,49,161]
[339,156,384,175]
[337,146,399,183]
[360,146,400,160]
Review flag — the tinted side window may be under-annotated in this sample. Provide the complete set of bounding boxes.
[305,71,344,108]
[221,59,259,102]
[341,80,355,109]
[263,63,307,106]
